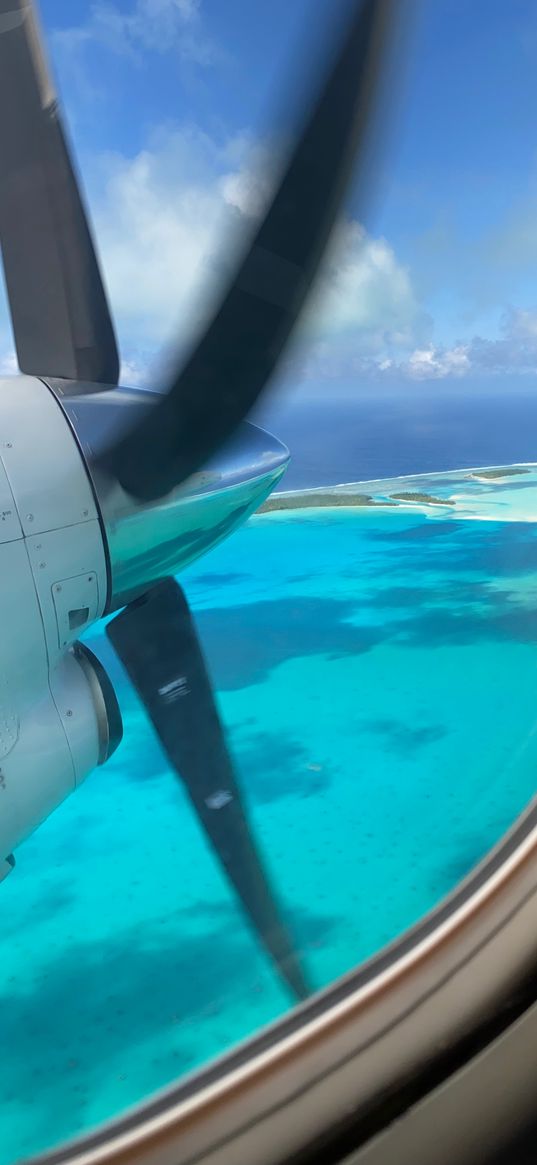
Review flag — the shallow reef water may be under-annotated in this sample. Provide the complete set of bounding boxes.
[2,464,537,1162]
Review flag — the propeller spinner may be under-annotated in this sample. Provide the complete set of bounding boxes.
[0,0,393,1000]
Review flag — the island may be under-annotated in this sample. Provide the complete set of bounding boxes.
[257,466,534,515]
[468,467,530,481]
[258,492,397,513]
[388,491,456,506]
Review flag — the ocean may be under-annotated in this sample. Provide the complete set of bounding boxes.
[3,387,537,1163]
[257,387,537,488]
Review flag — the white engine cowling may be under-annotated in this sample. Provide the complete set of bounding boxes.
[0,371,287,872]
[0,375,121,873]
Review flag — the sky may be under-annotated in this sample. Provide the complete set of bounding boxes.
[2,0,537,397]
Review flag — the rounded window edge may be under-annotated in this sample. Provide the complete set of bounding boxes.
[33,793,537,1165]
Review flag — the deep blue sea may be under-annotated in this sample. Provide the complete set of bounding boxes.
[257,387,537,488]
[3,387,537,1163]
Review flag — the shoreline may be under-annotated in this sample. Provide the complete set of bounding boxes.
[256,463,536,516]
[258,492,397,513]
[271,461,536,495]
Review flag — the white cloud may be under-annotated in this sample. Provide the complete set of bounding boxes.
[304,221,423,345]
[404,344,471,380]
[462,308,537,375]
[0,350,17,376]
[384,308,537,382]
[0,280,16,374]
[119,357,148,386]
[219,155,426,355]
[504,306,537,342]
[91,127,236,352]
[11,122,537,389]
[54,0,211,66]
[219,144,278,219]
[87,126,426,382]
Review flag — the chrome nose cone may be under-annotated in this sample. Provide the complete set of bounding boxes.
[180,421,290,498]
[102,420,289,609]
[46,382,290,610]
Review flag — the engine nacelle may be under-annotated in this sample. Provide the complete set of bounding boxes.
[0,643,122,875]
[0,375,120,870]
[0,372,287,869]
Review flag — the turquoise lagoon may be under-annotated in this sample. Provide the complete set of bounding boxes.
[3,464,537,1161]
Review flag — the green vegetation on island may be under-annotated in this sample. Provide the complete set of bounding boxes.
[258,492,397,513]
[257,465,535,516]
[468,467,530,481]
[389,491,456,506]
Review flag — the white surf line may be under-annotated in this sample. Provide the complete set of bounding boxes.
[258,463,537,524]
[272,462,537,498]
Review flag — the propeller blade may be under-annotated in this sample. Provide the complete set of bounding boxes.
[99,0,393,500]
[106,578,310,1002]
[0,0,119,383]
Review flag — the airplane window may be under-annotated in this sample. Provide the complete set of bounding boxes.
[1,2,537,1165]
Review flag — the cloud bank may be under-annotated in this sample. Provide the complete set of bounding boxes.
[81,126,428,385]
[1,76,537,389]
[54,0,209,64]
